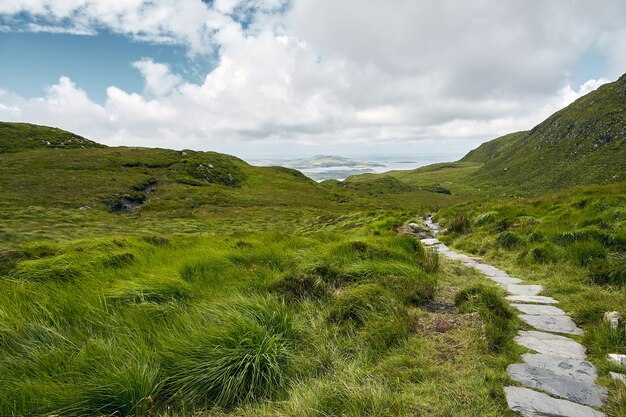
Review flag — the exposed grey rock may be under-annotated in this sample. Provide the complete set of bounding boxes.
[442,251,476,262]
[515,331,586,359]
[433,243,449,252]
[490,276,523,286]
[507,364,606,406]
[506,295,559,304]
[420,238,439,246]
[609,372,626,386]
[520,315,583,335]
[608,353,626,365]
[522,354,597,383]
[470,263,509,277]
[504,386,606,417]
[512,304,565,316]
[603,311,621,330]
[507,284,543,296]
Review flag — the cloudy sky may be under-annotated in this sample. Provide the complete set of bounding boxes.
[1,1,625,159]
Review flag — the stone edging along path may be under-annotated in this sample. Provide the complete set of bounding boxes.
[421,218,608,417]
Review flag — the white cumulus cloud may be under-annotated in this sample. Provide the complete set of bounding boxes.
[0,0,625,156]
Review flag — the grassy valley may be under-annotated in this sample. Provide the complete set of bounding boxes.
[1,73,626,417]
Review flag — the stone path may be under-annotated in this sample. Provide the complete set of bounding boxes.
[421,218,607,417]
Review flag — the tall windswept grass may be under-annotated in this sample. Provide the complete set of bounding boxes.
[163,297,297,408]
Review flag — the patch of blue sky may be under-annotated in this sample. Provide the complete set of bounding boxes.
[0,29,218,103]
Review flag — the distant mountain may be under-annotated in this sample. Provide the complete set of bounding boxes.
[0,122,105,153]
[461,73,626,192]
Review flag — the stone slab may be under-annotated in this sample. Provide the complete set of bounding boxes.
[443,252,477,262]
[507,363,606,407]
[512,304,566,316]
[470,263,510,277]
[515,331,586,359]
[420,238,439,246]
[433,243,449,252]
[608,353,626,366]
[504,386,606,417]
[522,354,597,383]
[520,315,583,335]
[490,276,523,286]
[507,284,543,296]
[506,295,558,304]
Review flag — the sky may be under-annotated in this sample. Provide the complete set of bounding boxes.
[1,0,625,159]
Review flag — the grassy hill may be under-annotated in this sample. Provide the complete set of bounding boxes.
[3,68,626,416]
[0,122,105,153]
[465,73,626,193]
[0,123,467,244]
[347,73,626,197]
[0,123,520,417]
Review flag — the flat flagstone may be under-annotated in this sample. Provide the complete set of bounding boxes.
[519,315,583,335]
[507,284,543,296]
[507,364,607,407]
[511,304,565,316]
[506,295,558,304]
[442,251,477,262]
[515,331,586,360]
[490,276,523,286]
[433,243,449,252]
[420,238,439,246]
[469,263,510,277]
[504,386,606,417]
[522,354,598,383]
[608,353,626,366]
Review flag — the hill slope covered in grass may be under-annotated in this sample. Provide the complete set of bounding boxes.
[347,73,626,196]
[0,123,522,416]
[0,123,465,244]
[464,73,626,193]
[0,122,105,153]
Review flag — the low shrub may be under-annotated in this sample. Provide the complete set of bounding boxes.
[495,231,523,250]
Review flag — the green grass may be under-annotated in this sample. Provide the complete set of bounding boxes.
[435,181,626,414]
[5,93,626,417]
[0,215,522,416]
